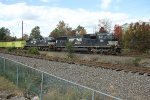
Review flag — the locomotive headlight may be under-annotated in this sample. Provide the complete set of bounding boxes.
[108,41,118,46]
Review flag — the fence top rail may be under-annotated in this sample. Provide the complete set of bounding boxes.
[0,56,122,100]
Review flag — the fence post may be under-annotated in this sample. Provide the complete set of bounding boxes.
[3,58,5,73]
[16,64,19,87]
[92,90,95,100]
[40,72,44,100]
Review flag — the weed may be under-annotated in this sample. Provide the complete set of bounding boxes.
[0,76,23,96]
[90,57,98,62]
[65,42,74,59]
[133,57,142,67]
[27,48,39,55]
[7,47,16,52]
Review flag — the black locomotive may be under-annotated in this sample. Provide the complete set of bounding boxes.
[25,33,121,54]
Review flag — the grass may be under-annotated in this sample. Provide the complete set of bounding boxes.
[0,76,23,96]
[43,87,92,100]
[132,57,142,67]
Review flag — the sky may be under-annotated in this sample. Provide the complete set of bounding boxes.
[0,0,150,38]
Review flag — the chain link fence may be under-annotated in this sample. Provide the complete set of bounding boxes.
[0,57,122,100]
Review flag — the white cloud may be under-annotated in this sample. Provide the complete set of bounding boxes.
[101,0,112,10]
[0,2,129,38]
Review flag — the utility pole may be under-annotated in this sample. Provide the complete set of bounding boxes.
[22,20,23,40]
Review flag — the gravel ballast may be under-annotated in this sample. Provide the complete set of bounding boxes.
[0,53,150,100]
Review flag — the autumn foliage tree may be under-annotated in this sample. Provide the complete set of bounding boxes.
[114,25,123,43]
[76,25,87,36]
[50,21,76,38]
[122,22,150,52]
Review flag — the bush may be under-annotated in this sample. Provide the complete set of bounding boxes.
[7,47,16,52]
[27,48,39,55]
[65,42,74,59]
[133,57,141,66]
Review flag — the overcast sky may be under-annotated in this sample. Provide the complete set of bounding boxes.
[0,0,149,38]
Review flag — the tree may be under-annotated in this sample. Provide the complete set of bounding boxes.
[23,33,29,41]
[114,25,123,41]
[50,21,76,38]
[79,28,87,36]
[76,25,83,33]
[75,25,87,36]
[56,21,66,36]
[30,26,42,39]
[98,19,111,33]
[50,28,60,38]
[66,26,75,36]
[122,21,150,52]
[99,27,107,33]
[0,27,12,41]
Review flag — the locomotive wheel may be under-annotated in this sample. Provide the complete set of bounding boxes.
[91,48,97,54]
[87,48,92,53]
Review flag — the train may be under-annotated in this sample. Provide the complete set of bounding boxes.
[0,33,121,54]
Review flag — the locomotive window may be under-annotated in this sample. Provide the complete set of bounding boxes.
[49,40,56,42]
[56,37,67,40]
[90,36,96,39]
[83,34,90,38]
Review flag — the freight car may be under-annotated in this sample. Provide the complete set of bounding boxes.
[0,41,26,48]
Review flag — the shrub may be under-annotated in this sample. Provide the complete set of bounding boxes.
[65,42,74,59]
[27,48,39,55]
[7,47,16,52]
[133,57,141,66]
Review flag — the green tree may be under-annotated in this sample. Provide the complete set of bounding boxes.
[23,33,29,41]
[30,26,42,39]
[0,27,13,41]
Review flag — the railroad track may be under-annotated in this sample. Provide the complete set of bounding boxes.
[77,60,150,76]
[1,51,150,76]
